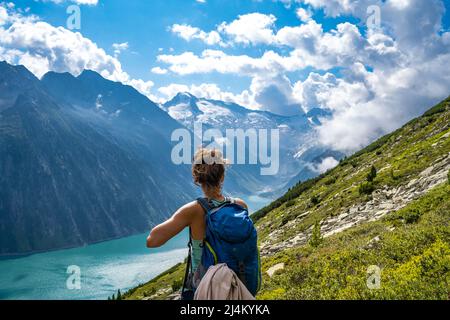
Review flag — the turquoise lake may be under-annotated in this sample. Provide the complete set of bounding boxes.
[0,195,270,300]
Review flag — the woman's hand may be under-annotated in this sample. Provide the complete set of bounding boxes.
[146,201,198,248]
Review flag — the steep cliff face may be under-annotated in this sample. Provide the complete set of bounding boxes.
[123,96,450,301]
[0,62,196,255]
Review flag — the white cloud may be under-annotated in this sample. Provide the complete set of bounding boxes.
[218,13,276,45]
[160,20,389,76]
[169,13,279,47]
[296,7,312,22]
[0,6,8,26]
[112,42,128,57]
[44,0,99,5]
[250,74,302,116]
[308,157,339,173]
[160,1,450,152]
[170,24,223,46]
[315,54,450,152]
[127,78,155,99]
[72,0,98,4]
[0,7,153,99]
[151,66,168,75]
[158,49,289,76]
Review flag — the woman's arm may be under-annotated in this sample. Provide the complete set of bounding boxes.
[146,201,197,248]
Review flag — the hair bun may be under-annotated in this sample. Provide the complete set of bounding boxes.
[192,148,226,189]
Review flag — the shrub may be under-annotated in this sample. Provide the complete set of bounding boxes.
[324,176,337,185]
[390,168,399,181]
[402,208,422,224]
[285,200,296,208]
[309,222,323,247]
[447,169,450,184]
[171,278,183,292]
[367,165,377,182]
[359,182,375,195]
[310,195,320,206]
[281,216,290,226]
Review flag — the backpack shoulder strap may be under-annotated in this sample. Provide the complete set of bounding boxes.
[225,197,236,204]
[197,197,211,214]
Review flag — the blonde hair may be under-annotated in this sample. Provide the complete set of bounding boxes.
[192,148,226,190]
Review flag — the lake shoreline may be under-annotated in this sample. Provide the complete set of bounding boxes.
[0,229,154,261]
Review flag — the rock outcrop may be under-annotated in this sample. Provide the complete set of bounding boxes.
[261,153,450,255]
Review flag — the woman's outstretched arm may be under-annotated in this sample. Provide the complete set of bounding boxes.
[146,201,197,248]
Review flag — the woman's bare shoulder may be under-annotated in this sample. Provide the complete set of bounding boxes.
[178,200,204,213]
[233,198,248,209]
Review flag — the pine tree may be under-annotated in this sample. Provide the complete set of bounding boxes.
[367,165,377,182]
[309,221,323,247]
[117,289,122,300]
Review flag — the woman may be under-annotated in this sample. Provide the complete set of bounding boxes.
[146,148,248,273]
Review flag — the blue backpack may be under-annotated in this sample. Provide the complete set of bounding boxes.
[181,197,262,299]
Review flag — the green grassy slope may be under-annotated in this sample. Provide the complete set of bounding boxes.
[124,97,450,300]
[259,183,449,299]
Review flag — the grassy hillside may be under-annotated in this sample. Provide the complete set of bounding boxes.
[124,96,450,300]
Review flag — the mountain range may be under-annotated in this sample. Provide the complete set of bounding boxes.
[0,61,339,255]
[162,91,342,196]
[0,62,197,255]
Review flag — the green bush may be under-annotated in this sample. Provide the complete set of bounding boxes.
[359,182,375,195]
[390,168,399,181]
[310,195,320,206]
[402,208,422,224]
[324,176,337,185]
[309,222,323,247]
[367,165,377,182]
[285,200,296,208]
[171,278,183,292]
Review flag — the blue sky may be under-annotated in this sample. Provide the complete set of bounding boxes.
[8,0,450,94]
[2,0,450,152]
[10,0,389,92]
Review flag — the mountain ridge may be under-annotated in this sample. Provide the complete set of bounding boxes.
[0,62,197,256]
[161,90,342,196]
